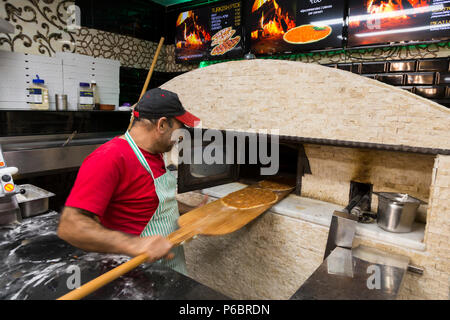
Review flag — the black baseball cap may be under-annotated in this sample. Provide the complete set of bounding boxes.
[133,88,200,127]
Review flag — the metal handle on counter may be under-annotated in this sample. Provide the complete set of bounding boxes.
[407,264,424,275]
[0,188,26,198]
[62,131,77,147]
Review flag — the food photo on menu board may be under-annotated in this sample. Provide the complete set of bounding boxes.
[249,0,345,55]
[175,8,211,62]
[249,0,297,55]
[209,1,244,59]
[287,0,345,51]
[348,0,450,47]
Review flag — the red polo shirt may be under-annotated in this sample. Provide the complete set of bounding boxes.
[65,137,166,235]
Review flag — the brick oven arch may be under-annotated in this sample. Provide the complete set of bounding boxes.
[161,59,450,150]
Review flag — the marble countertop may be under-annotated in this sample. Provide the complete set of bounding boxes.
[0,211,229,300]
[201,183,426,252]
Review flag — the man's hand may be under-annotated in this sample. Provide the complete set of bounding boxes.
[58,207,174,262]
[198,194,209,207]
[125,235,174,262]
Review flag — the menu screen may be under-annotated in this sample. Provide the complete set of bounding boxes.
[175,7,211,62]
[209,1,244,59]
[175,1,243,62]
[249,0,345,55]
[348,0,450,47]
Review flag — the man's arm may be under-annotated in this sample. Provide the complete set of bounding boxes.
[57,206,173,262]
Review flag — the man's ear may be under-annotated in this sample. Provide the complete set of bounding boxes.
[157,117,169,131]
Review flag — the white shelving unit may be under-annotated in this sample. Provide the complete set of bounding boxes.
[0,51,63,110]
[0,51,120,110]
[56,52,120,110]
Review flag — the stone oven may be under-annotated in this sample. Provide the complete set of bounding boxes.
[162,59,450,300]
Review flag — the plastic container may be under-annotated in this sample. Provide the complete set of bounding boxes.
[118,103,132,111]
[28,75,49,110]
[78,82,94,110]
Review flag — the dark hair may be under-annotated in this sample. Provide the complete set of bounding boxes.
[133,116,174,128]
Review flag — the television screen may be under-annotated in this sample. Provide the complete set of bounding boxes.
[175,7,211,62]
[249,0,345,55]
[209,1,244,59]
[348,0,450,47]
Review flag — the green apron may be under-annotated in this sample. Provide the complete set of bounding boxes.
[125,131,187,275]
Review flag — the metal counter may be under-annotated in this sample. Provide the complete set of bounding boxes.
[0,212,229,300]
[290,246,410,300]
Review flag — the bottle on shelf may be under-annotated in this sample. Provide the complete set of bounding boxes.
[78,82,94,110]
[28,75,49,110]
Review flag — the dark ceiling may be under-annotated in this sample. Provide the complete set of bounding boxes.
[76,0,226,43]
[150,0,198,6]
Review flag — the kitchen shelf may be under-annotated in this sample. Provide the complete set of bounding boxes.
[354,220,425,251]
[0,18,14,34]
[200,182,426,252]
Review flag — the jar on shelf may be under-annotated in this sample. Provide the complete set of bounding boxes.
[78,82,94,110]
[28,75,49,110]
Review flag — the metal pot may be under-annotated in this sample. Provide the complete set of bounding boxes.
[374,192,422,233]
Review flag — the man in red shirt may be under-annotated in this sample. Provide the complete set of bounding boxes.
[57,88,203,272]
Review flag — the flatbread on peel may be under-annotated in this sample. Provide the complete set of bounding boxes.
[258,176,297,191]
[221,187,278,209]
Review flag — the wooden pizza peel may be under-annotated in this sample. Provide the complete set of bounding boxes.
[58,182,294,300]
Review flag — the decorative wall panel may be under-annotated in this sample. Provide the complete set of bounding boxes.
[75,27,161,70]
[0,0,76,56]
[294,43,450,65]
[74,27,196,72]
[202,43,450,68]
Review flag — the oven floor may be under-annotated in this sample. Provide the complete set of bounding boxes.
[199,183,426,252]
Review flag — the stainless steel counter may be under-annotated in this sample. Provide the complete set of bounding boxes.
[1,133,115,177]
[290,246,410,300]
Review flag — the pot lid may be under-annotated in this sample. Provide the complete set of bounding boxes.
[374,192,422,204]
